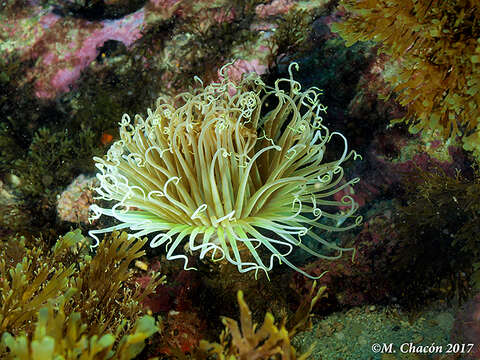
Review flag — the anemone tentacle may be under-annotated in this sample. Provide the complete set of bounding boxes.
[89,63,362,279]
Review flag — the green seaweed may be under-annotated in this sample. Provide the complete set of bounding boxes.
[392,164,480,304]
[0,54,47,174]
[268,8,314,67]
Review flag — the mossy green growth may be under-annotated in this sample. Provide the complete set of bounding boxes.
[268,8,314,65]
[331,0,480,149]
[14,127,98,198]
[0,122,23,174]
[393,165,480,303]
[0,230,164,359]
[0,53,49,175]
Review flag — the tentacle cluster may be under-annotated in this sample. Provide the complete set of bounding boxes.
[89,63,362,279]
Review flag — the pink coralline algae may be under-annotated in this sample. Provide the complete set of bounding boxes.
[255,0,295,19]
[215,58,269,97]
[146,0,235,22]
[57,174,97,224]
[220,58,268,83]
[32,9,145,99]
[1,3,145,99]
[146,0,184,18]
[149,0,182,8]
[39,12,60,29]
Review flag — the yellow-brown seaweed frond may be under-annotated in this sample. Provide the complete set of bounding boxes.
[0,230,164,359]
[331,0,480,150]
[2,290,159,360]
[0,234,76,335]
[67,231,164,336]
[199,282,326,360]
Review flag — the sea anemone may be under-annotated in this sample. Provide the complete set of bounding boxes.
[89,63,362,279]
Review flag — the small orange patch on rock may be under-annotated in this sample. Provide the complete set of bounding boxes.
[100,132,113,145]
